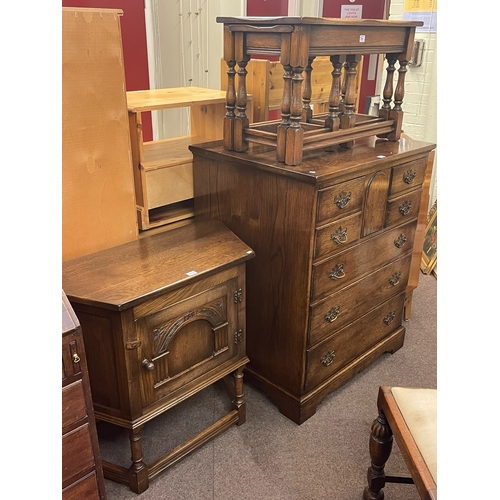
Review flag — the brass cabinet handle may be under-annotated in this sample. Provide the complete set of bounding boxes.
[72,353,81,364]
[142,359,155,371]
[403,168,417,184]
[383,311,396,325]
[324,306,341,323]
[394,234,407,248]
[398,200,412,216]
[328,264,345,281]
[389,272,401,286]
[331,226,348,244]
[334,191,351,209]
[328,264,345,280]
[321,350,335,367]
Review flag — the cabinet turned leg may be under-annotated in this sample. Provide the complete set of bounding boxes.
[128,425,149,494]
[233,366,246,425]
[363,411,393,500]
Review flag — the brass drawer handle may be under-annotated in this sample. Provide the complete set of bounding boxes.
[142,358,155,371]
[324,306,341,323]
[321,350,335,367]
[72,353,81,364]
[398,200,412,216]
[328,264,345,280]
[331,226,348,245]
[334,191,351,209]
[403,168,417,184]
[389,272,401,286]
[383,311,396,325]
[394,234,407,248]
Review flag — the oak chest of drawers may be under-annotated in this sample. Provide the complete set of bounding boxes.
[190,135,435,424]
[62,291,106,499]
[62,220,254,493]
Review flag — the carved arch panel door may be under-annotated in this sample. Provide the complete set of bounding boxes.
[135,274,243,408]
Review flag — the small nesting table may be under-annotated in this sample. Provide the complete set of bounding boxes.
[364,386,437,500]
[217,16,422,165]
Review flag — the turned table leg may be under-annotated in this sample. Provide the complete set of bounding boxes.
[363,411,393,500]
[233,366,246,425]
[128,424,149,494]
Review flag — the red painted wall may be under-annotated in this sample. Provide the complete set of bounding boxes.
[62,0,153,140]
[246,0,288,17]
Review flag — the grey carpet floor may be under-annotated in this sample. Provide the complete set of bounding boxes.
[99,273,437,500]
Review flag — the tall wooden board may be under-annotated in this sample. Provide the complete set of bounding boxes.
[62,7,137,261]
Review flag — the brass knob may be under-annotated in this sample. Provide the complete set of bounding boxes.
[72,353,80,364]
[142,359,154,371]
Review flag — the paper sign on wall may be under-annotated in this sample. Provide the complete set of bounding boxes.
[403,0,437,32]
[341,5,363,19]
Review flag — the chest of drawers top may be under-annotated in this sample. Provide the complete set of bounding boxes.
[62,219,255,310]
[191,136,435,188]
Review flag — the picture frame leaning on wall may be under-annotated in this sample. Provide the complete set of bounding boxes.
[421,200,437,275]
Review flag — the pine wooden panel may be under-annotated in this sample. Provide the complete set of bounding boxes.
[127,87,227,113]
[62,8,138,261]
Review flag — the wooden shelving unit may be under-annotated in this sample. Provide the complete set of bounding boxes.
[128,87,248,231]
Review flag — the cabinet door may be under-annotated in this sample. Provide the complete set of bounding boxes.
[136,276,243,407]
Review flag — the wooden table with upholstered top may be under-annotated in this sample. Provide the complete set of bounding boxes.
[364,386,437,500]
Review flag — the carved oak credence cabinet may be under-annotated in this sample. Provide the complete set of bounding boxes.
[62,291,106,499]
[62,220,254,493]
[190,135,435,424]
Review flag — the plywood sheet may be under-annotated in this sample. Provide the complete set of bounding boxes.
[62,7,137,261]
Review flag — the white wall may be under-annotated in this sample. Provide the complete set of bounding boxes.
[386,0,437,209]
[145,0,245,140]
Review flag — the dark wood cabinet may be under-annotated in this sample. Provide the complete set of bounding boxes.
[190,135,435,424]
[62,220,254,493]
[62,291,106,500]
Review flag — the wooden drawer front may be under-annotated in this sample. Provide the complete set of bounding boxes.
[389,156,427,196]
[314,212,363,260]
[386,188,422,228]
[137,276,242,407]
[145,162,193,209]
[63,471,100,500]
[62,423,95,485]
[305,293,405,391]
[311,220,416,302]
[309,254,411,347]
[62,333,83,384]
[317,176,366,225]
[62,380,87,432]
